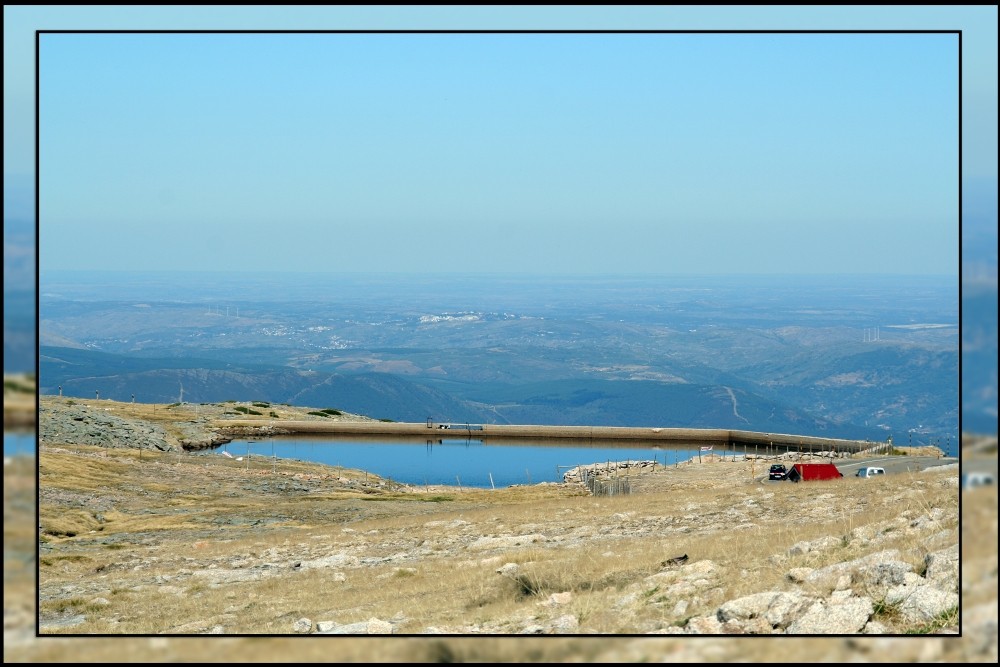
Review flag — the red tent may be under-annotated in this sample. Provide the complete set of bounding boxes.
[787,462,843,482]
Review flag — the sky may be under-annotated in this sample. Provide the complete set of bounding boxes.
[5,6,997,277]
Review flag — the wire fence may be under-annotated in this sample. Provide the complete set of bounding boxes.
[582,470,632,497]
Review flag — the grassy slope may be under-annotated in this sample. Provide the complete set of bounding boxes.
[5,386,997,662]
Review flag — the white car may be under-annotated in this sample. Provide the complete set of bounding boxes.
[963,471,995,490]
[856,466,886,479]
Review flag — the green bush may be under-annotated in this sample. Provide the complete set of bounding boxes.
[4,379,33,393]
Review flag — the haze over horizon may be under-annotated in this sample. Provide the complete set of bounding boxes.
[31,30,960,277]
[4,6,995,431]
[5,7,994,281]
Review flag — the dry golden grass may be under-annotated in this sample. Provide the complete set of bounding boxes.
[27,439,963,639]
[38,394,378,447]
[3,373,35,429]
[8,398,992,661]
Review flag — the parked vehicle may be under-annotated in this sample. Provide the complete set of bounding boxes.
[963,471,995,490]
[786,462,843,482]
[769,464,788,480]
[856,466,886,479]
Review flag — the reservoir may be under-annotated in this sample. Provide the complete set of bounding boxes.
[196,435,709,488]
[3,431,36,457]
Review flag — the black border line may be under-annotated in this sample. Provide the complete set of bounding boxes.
[33,28,964,643]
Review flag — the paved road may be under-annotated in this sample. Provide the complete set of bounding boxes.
[763,456,961,483]
[839,455,997,490]
[837,456,959,477]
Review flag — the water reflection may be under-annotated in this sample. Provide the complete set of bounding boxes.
[196,435,725,488]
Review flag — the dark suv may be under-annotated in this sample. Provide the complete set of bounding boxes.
[769,464,788,480]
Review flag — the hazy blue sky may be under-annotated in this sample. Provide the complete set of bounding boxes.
[5,6,997,276]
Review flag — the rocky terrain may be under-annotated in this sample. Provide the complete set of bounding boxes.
[36,394,382,452]
[3,392,997,662]
[2,373,35,430]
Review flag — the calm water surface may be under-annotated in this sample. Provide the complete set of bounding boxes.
[3,431,36,457]
[196,436,707,488]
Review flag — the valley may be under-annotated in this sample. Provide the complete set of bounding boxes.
[39,272,959,450]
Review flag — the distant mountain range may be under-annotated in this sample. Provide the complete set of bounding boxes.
[40,343,916,442]
[3,214,35,374]
[962,284,999,434]
[8,172,997,439]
